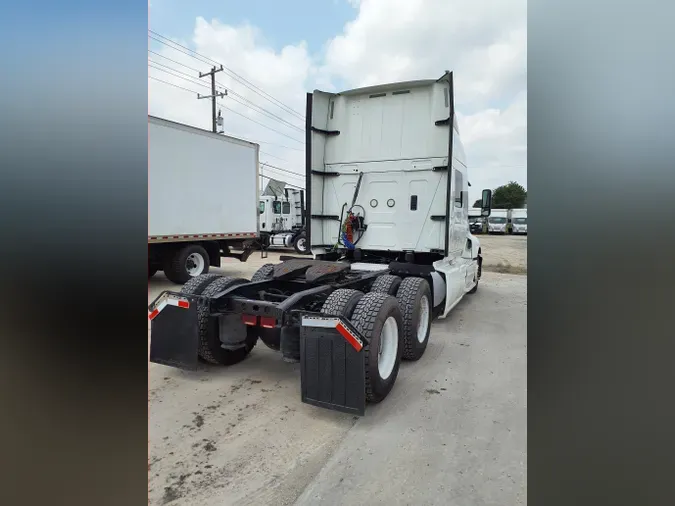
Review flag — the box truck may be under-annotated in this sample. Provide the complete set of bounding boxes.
[510,208,527,234]
[148,116,260,283]
[487,208,510,234]
[149,71,492,415]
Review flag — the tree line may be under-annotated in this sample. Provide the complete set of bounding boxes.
[472,181,527,209]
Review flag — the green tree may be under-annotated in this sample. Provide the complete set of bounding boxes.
[472,199,482,208]
[492,181,527,209]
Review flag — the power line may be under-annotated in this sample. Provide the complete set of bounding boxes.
[260,161,305,180]
[217,100,304,144]
[149,73,304,144]
[149,63,210,90]
[149,60,207,85]
[259,150,290,163]
[226,92,304,133]
[220,130,304,151]
[148,54,305,133]
[149,30,305,120]
[148,50,200,73]
[148,30,305,120]
[261,168,305,183]
[149,75,200,95]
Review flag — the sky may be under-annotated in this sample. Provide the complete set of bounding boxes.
[149,0,527,203]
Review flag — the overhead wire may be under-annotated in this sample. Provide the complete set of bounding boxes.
[148,71,304,144]
[148,59,305,135]
[148,30,305,120]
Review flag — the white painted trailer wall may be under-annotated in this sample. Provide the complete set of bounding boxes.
[148,116,259,241]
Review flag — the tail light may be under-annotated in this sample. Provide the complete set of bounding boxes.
[260,316,276,329]
[242,314,257,326]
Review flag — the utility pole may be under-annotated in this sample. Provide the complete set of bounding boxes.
[197,65,227,132]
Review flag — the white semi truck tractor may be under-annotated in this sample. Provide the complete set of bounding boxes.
[258,180,308,254]
[149,71,492,416]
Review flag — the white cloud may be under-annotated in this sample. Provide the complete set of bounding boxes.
[149,0,527,198]
[458,92,527,200]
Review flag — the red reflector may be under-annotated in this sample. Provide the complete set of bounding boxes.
[177,300,190,309]
[242,314,257,326]
[148,309,159,321]
[260,316,276,329]
[336,322,363,352]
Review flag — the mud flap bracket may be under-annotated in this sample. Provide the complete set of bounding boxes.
[300,315,366,416]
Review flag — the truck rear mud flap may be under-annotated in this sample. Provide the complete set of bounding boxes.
[148,291,202,370]
[300,314,368,416]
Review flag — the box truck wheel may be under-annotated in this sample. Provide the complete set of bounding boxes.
[293,233,308,255]
[370,274,402,296]
[396,277,432,361]
[197,277,256,365]
[251,263,275,282]
[164,244,210,284]
[350,292,403,403]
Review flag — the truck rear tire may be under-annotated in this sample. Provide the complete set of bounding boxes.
[350,292,403,403]
[396,277,432,361]
[370,274,402,296]
[293,233,308,255]
[164,244,210,284]
[180,273,222,296]
[197,276,256,365]
[251,263,275,282]
[320,289,365,318]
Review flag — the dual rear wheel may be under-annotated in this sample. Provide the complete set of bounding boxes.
[319,273,433,404]
[370,274,433,361]
[175,269,433,406]
[320,289,403,403]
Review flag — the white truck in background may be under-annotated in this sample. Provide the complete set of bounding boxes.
[259,179,308,254]
[510,208,527,234]
[487,208,510,234]
[148,116,260,283]
[469,207,485,234]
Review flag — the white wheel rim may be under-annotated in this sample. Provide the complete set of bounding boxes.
[186,253,205,276]
[417,295,430,343]
[378,316,399,380]
[297,238,306,251]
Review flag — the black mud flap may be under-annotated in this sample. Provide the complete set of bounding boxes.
[149,292,201,370]
[300,314,367,416]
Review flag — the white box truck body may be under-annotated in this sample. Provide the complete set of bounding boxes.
[487,209,509,234]
[511,208,527,234]
[148,116,260,283]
